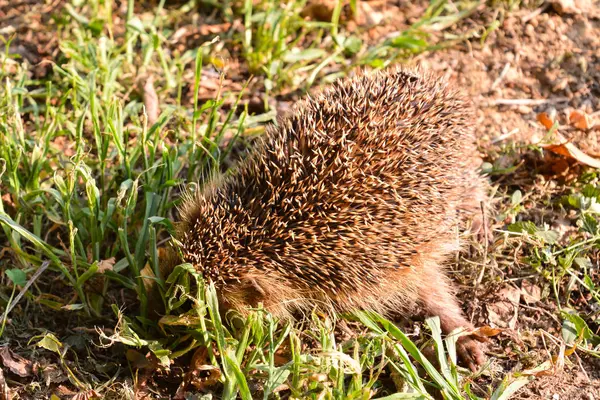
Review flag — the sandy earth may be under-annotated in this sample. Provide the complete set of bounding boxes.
[411,4,600,399]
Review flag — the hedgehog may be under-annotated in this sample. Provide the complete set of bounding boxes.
[172,67,488,370]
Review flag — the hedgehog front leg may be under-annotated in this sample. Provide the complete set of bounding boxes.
[416,264,486,371]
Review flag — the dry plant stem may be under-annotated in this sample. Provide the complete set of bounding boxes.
[521,4,550,23]
[474,201,488,291]
[490,62,511,91]
[491,128,519,144]
[5,261,50,315]
[485,97,570,107]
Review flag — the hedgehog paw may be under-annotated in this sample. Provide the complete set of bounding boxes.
[456,334,487,372]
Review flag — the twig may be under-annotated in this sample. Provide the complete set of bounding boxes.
[574,351,591,383]
[490,62,511,91]
[484,97,570,107]
[474,201,489,290]
[491,128,520,144]
[521,3,550,23]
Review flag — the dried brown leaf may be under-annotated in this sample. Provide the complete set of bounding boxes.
[199,22,232,35]
[41,363,67,386]
[55,385,78,397]
[537,112,600,168]
[140,263,157,298]
[569,110,591,130]
[0,367,11,400]
[542,136,600,168]
[472,326,502,338]
[537,112,555,130]
[188,346,221,390]
[1,193,15,208]
[0,347,32,377]
[486,286,521,329]
[521,280,542,305]
[97,257,115,273]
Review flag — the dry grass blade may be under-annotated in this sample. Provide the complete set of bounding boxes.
[5,261,50,315]
[143,75,159,126]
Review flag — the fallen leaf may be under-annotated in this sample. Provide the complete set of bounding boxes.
[1,193,15,208]
[0,347,32,377]
[175,346,221,398]
[55,385,78,397]
[521,280,542,305]
[274,342,292,367]
[189,347,221,390]
[143,76,159,126]
[96,257,115,273]
[140,263,158,305]
[569,110,591,130]
[537,113,600,168]
[0,368,10,400]
[472,325,502,338]
[487,286,521,329]
[199,22,232,36]
[41,363,67,386]
[537,111,555,130]
[542,136,600,168]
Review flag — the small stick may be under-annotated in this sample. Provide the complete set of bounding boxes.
[491,128,520,144]
[474,201,488,290]
[484,97,570,107]
[521,3,550,23]
[490,62,511,91]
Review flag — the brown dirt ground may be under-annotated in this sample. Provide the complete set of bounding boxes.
[407,4,600,399]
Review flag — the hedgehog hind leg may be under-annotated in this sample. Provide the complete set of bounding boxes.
[415,260,486,371]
